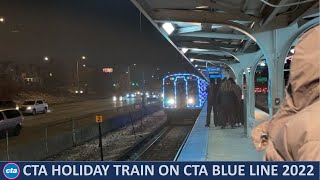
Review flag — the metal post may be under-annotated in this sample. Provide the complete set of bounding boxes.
[98,123,103,161]
[243,89,248,137]
[6,130,9,161]
[72,118,76,145]
[142,71,145,108]
[77,60,79,91]
[128,66,131,92]
[45,127,48,153]
[129,112,137,140]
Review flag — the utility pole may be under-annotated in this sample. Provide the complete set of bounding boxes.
[142,71,145,108]
[128,66,131,92]
[77,60,79,91]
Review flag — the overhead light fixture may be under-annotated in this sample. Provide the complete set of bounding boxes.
[260,62,266,67]
[195,64,198,67]
[162,23,175,35]
[198,68,201,71]
[212,25,222,29]
[190,58,195,62]
[193,40,209,44]
[195,6,209,9]
[181,48,188,53]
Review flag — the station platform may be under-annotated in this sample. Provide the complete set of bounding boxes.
[177,103,270,161]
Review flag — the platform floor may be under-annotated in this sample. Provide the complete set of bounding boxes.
[177,104,270,161]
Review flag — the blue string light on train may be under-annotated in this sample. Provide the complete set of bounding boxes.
[163,73,208,109]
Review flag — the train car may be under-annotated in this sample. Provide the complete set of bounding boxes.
[162,73,209,120]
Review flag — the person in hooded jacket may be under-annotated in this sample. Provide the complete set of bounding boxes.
[217,79,238,128]
[213,78,222,126]
[251,25,320,161]
[229,77,243,126]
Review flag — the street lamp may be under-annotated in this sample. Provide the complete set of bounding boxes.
[77,56,86,92]
[127,64,137,92]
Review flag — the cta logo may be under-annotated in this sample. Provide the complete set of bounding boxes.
[3,163,20,179]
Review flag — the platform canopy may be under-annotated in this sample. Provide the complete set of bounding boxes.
[130,0,319,76]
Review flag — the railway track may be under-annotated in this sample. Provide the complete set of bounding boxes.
[117,119,194,161]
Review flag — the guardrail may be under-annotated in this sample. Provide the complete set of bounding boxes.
[0,101,161,161]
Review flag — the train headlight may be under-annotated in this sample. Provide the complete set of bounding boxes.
[167,98,175,105]
[113,96,117,101]
[188,98,194,104]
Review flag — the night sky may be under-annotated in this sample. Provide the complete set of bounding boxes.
[0,0,195,74]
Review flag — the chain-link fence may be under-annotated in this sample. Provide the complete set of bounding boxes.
[0,102,161,161]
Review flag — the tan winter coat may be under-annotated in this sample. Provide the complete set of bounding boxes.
[251,25,320,161]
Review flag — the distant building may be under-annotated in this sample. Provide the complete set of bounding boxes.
[0,62,43,87]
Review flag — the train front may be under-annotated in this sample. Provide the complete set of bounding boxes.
[162,74,208,120]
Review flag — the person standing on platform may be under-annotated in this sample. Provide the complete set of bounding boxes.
[217,79,238,129]
[251,25,320,161]
[205,79,215,127]
[229,77,242,126]
[213,78,222,126]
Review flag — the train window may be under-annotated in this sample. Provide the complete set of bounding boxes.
[188,81,198,96]
[164,79,174,97]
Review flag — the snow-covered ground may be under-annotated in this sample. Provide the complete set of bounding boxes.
[47,110,167,161]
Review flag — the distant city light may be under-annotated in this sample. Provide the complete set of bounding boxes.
[181,48,188,53]
[81,56,86,60]
[0,17,4,22]
[103,68,113,73]
[133,64,136,66]
[157,68,160,70]
[44,56,49,61]
[152,75,154,78]
[49,73,53,77]
[82,64,86,67]
[162,23,175,35]
[195,64,198,67]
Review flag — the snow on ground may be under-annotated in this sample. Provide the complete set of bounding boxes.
[47,110,167,161]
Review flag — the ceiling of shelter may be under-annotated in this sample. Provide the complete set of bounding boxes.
[131,0,319,74]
